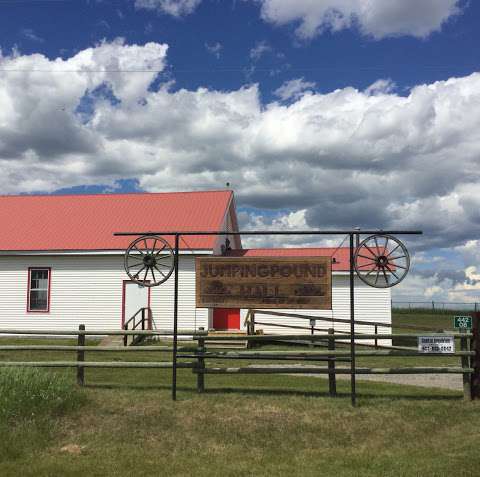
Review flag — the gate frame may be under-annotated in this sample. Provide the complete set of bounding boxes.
[114,229,422,406]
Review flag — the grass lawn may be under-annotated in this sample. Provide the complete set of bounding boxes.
[0,310,478,476]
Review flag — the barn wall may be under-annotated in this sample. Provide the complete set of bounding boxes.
[239,275,392,344]
[0,255,207,333]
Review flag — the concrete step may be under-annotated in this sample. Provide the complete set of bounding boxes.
[99,335,125,347]
[206,330,248,349]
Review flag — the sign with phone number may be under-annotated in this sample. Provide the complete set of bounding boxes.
[418,336,455,354]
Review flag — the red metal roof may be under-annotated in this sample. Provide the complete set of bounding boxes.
[226,248,353,271]
[0,190,234,251]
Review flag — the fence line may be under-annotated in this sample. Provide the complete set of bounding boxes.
[393,301,479,312]
[0,322,477,401]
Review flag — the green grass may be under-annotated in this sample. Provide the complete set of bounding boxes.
[0,311,478,476]
[0,368,478,476]
[0,367,84,421]
[0,366,86,464]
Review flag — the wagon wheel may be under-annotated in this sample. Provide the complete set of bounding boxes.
[354,234,410,288]
[124,235,174,287]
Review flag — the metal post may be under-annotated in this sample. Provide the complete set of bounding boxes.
[197,327,205,393]
[374,324,378,349]
[77,324,85,386]
[349,233,356,407]
[172,233,180,401]
[328,328,336,397]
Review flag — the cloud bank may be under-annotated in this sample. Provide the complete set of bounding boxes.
[256,0,461,39]
[1,40,479,263]
[0,40,480,301]
[133,1,461,39]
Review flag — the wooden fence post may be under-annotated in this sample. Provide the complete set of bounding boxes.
[197,327,205,393]
[460,329,471,401]
[328,328,336,397]
[471,312,480,400]
[77,324,85,386]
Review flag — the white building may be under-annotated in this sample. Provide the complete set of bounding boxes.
[0,191,391,336]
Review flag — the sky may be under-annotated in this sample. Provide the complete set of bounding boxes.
[0,0,479,304]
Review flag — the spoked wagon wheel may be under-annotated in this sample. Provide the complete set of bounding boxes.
[354,234,410,288]
[124,235,174,287]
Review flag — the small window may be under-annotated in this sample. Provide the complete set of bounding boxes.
[28,268,50,312]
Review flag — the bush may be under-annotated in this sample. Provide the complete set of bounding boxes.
[0,367,85,422]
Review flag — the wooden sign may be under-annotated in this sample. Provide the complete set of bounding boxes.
[196,256,332,309]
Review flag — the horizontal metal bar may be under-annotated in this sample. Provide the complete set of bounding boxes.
[0,361,194,368]
[0,329,206,336]
[193,366,473,375]
[0,345,177,352]
[114,230,423,236]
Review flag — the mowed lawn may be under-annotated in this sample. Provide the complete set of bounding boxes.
[1,310,479,477]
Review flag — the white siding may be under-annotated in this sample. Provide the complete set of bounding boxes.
[239,275,392,344]
[0,256,389,342]
[0,255,207,333]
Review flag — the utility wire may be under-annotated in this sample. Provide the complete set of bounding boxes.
[0,64,478,74]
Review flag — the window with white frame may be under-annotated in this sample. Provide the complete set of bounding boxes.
[28,268,50,312]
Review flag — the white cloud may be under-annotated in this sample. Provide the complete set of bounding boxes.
[364,79,396,96]
[249,40,272,61]
[134,0,201,17]
[20,28,44,43]
[255,0,461,40]
[274,77,316,101]
[205,42,222,59]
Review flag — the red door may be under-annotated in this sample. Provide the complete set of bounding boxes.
[213,308,240,330]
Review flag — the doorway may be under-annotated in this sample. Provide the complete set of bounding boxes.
[122,281,150,326]
[212,308,240,330]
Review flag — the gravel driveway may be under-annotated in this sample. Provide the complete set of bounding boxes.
[333,372,463,391]
[247,364,465,391]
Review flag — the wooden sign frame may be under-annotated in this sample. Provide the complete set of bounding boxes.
[196,256,332,309]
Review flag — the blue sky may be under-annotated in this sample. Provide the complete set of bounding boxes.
[0,0,479,302]
[3,0,478,98]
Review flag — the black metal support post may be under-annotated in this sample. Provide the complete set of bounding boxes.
[349,234,356,407]
[172,233,180,401]
[328,328,336,397]
[77,324,85,386]
[197,327,205,393]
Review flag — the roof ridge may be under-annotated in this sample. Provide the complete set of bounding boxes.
[0,189,233,199]
[244,246,349,250]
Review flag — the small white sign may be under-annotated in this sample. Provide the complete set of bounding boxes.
[418,336,455,354]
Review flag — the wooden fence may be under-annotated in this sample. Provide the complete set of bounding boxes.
[0,324,478,400]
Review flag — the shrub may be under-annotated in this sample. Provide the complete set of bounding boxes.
[0,367,85,422]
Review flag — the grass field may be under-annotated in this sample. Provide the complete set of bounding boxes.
[0,310,479,476]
